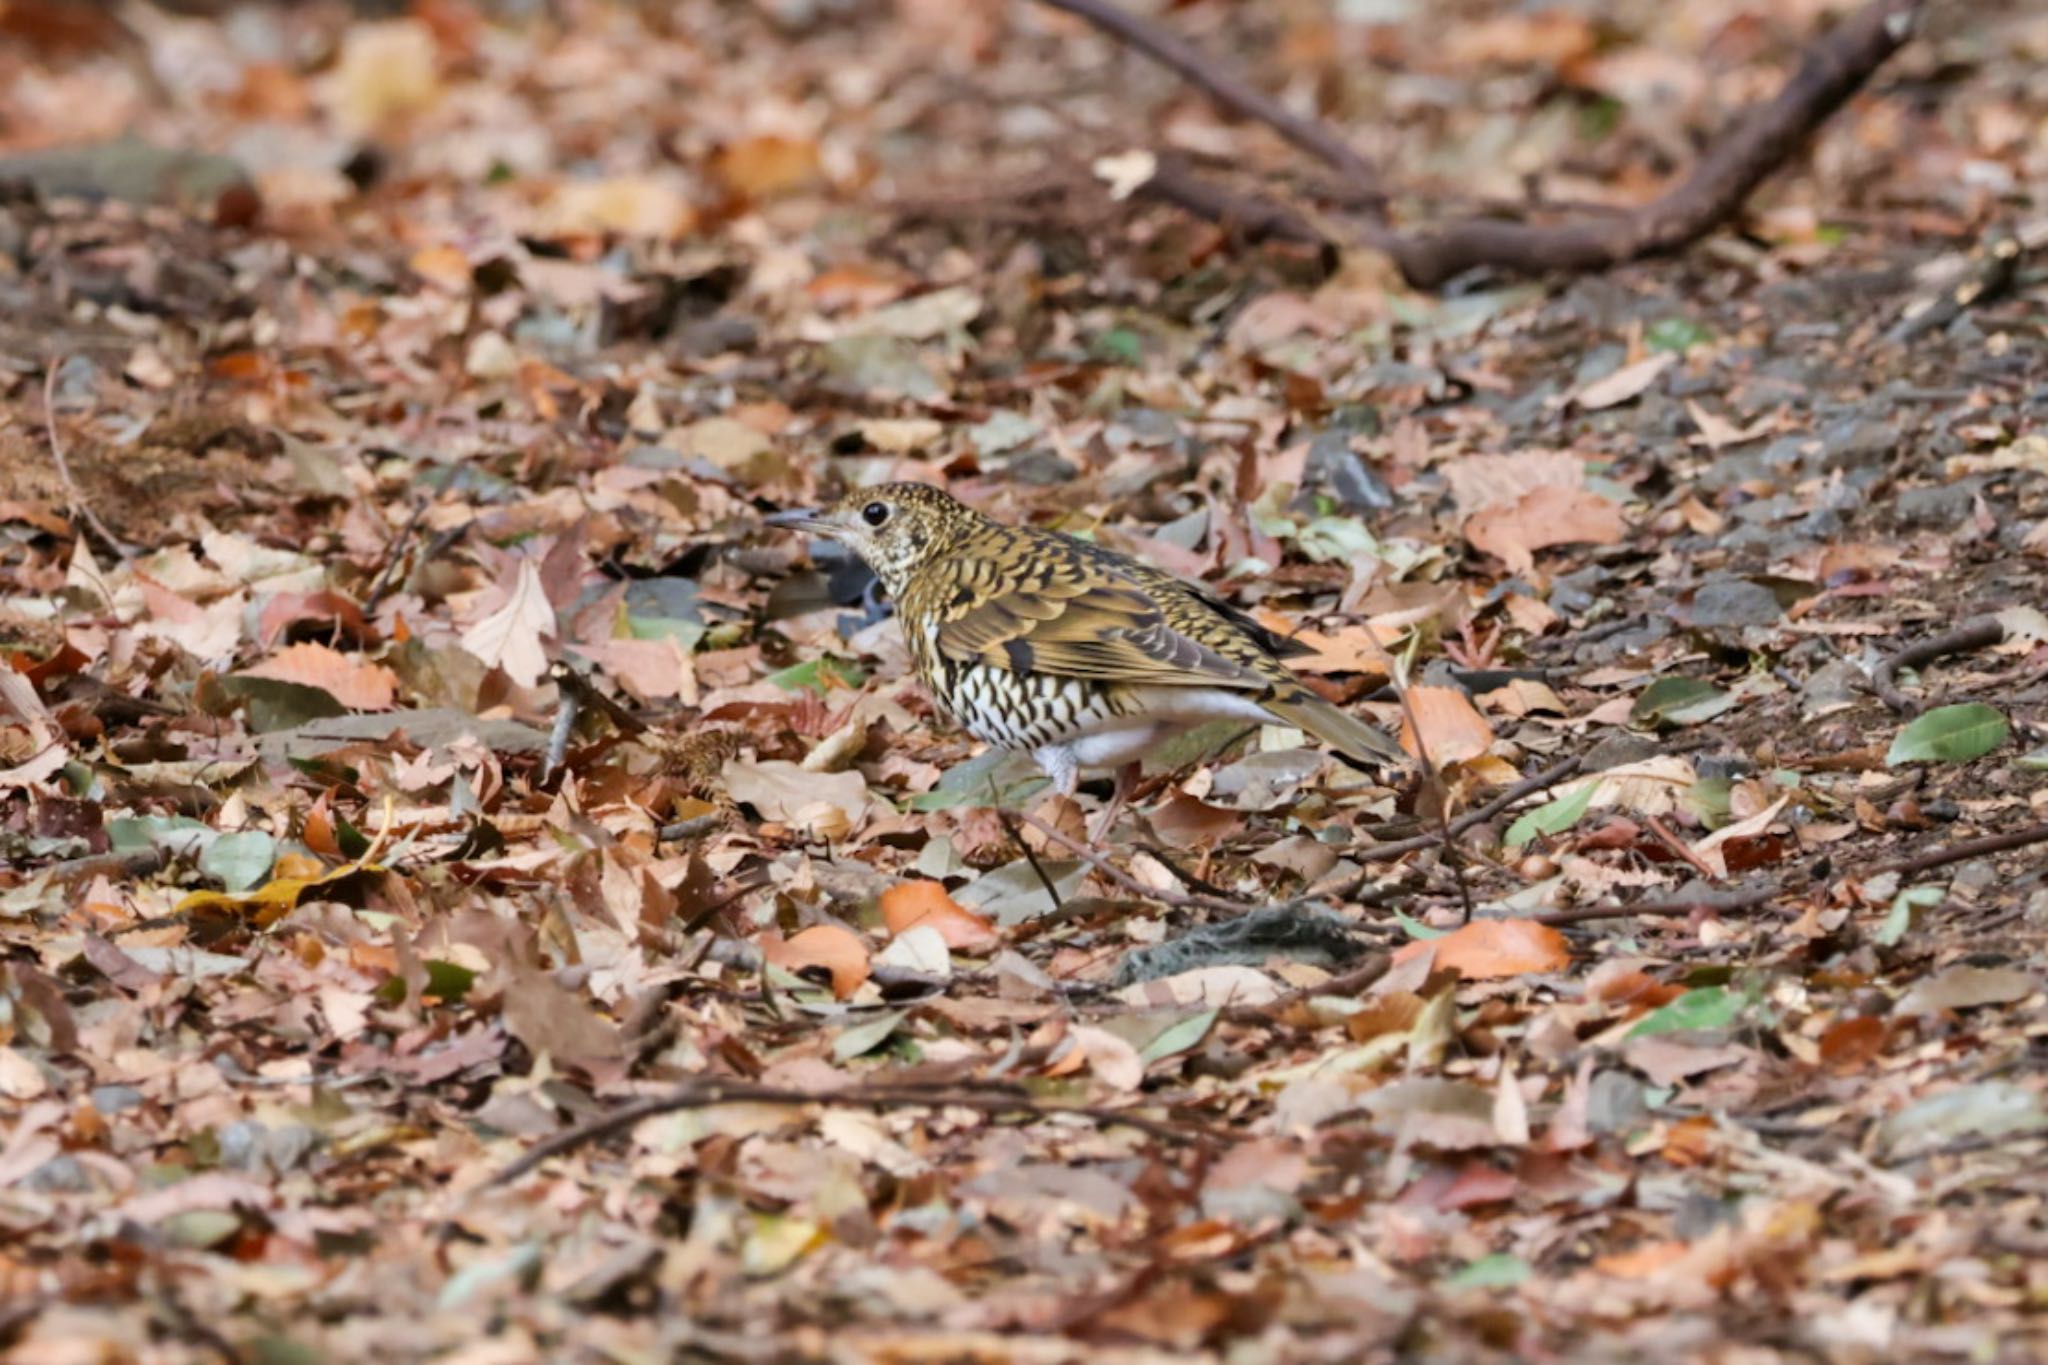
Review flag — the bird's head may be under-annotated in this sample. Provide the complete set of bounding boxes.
[765,482,985,595]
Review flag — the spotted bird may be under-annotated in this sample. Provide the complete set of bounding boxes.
[767,484,1406,819]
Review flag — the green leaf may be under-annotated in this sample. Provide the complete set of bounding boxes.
[1393,909,1445,941]
[215,676,349,732]
[2015,745,2048,772]
[424,959,478,1003]
[1137,1009,1218,1065]
[108,815,215,857]
[1093,327,1143,365]
[1504,781,1598,850]
[831,1009,907,1062]
[1444,1253,1530,1290]
[907,749,1046,812]
[198,831,277,893]
[1631,677,1736,728]
[1877,884,1943,948]
[1886,703,2009,766]
[1685,777,1734,828]
[766,656,866,696]
[1646,317,1714,354]
[1629,985,1748,1038]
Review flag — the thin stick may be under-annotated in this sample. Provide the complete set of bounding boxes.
[1035,0,1381,196]
[363,497,428,611]
[991,776,1065,914]
[491,1076,1226,1185]
[1875,821,2048,879]
[41,361,134,562]
[1015,808,1251,916]
[1868,617,2005,715]
[1646,815,1719,881]
[1329,755,1585,887]
[1221,950,1391,1025]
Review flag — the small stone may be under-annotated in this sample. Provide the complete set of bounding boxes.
[1683,576,1783,628]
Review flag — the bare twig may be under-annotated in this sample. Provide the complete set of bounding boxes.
[363,497,428,611]
[1874,821,2048,880]
[1035,0,1381,197]
[41,361,135,562]
[991,776,1066,914]
[1869,617,2006,715]
[1316,754,1584,903]
[1533,884,1782,928]
[1015,808,1251,916]
[1646,815,1720,881]
[1220,950,1391,1025]
[491,1075,1226,1186]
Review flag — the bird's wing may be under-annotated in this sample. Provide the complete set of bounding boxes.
[930,545,1274,690]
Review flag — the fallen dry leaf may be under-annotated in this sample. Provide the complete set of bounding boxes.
[759,924,871,1000]
[880,880,1000,950]
[1398,684,1495,765]
[238,641,398,710]
[1394,919,1571,980]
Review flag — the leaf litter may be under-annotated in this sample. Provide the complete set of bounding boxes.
[0,1,2045,1362]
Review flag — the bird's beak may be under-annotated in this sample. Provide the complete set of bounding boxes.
[764,507,831,534]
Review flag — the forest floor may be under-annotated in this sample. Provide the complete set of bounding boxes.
[1,1,2045,1361]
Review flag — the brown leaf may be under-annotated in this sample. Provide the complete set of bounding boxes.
[1464,483,1627,574]
[239,641,397,711]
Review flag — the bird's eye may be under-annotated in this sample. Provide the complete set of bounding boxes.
[861,501,890,527]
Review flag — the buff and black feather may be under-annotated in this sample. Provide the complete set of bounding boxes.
[767,483,1407,792]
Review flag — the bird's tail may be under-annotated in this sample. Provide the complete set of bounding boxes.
[1263,690,1409,771]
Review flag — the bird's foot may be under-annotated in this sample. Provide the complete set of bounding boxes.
[1087,761,1141,845]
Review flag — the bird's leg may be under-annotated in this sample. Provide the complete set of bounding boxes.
[1088,761,1141,845]
[1032,744,1079,799]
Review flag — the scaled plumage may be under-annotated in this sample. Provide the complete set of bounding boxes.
[767,483,1406,797]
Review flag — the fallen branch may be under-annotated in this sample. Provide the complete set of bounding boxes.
[1874,821,2048,880]
[1045,0,1925,288]
[491,1075,1226,1185]
[1869,616,2006,715]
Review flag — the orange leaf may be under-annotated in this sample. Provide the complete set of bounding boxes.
[712,135,821,200]
[759,925,870,1000]
[1398,684,1495,765]
[1394,919,1569,979]
[879,880,999,950]
[238,642,397,710]
[302,793,342,860]
[1595,1241,1689,1278]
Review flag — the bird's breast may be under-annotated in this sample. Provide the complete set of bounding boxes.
[929,663,1134,751]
